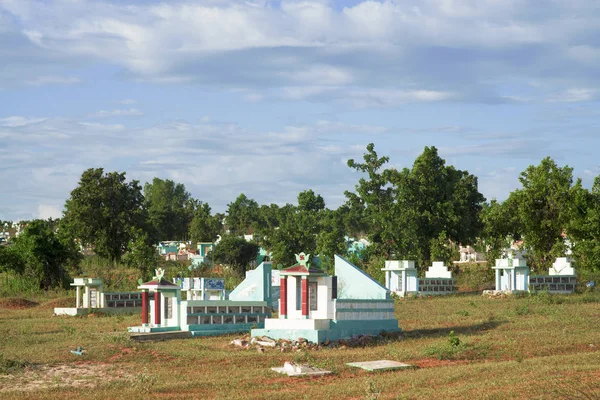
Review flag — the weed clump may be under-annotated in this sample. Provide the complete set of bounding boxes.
[0,354,33,374]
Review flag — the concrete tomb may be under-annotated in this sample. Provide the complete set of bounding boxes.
[381,260,418,297]
[128,263,274,337]
[251,253,400,343]
[419,262,455,295]
[529,257,577,293]
[54,277,142,316]
[492,249,530,292]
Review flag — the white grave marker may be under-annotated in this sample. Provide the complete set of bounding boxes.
[346,360,414,371]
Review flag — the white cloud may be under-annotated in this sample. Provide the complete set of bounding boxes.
[89,108,143,117]
[118,98,137,105]
[3,0,599,104]
[24,75,80,86]
[547,88,598,103]
[0,116,46,127]
[38,204,62,219]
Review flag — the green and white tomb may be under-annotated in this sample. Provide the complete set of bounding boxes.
[251,253,400,343]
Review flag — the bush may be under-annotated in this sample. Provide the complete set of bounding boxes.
[454,262,494,292]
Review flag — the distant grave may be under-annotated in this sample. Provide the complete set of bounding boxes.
[346,360,414,371]
[382,261,455,296]
[54,277,142,316]
[529,257,577,293]
[419,262,455,295]
[492,249,530,293]
[381,260,418,297]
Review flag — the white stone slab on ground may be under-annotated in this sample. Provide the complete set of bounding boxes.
[271,362,331,377]
[346,360,413,371]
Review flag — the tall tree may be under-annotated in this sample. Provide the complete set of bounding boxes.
[566,177,600,272]
[144,178,191,241]
[210,235,259,275]
[344,143,395,258]
[0,220,79,289]
[62,168,147,262]
[226,194,260,236]
[189,203,222,243]
[513,157,573,271]
[480,197,522,262]
[390,146,485,266]
[315,209,347,273]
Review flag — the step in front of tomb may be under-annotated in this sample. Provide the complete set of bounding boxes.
[189,323,260,337]
[130,330,192,341]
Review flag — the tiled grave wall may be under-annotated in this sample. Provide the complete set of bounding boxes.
[334,299,395,321]
[104,292,144,308]
[418,278,455,294]
[185,304,271,325]
[529,275,577,293]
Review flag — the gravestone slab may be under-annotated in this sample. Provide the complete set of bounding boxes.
[346,360,413,371]
[272,362,331,376]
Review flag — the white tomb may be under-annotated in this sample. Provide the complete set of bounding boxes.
[425,262,452,279]
[382,260,418,297]
[550,257,575,276]
[492,249,529,292]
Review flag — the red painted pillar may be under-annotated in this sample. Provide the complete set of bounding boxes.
[301,277,308,318]
[280,276,287,318]
[141,291,148,325]
[154,292,161,325]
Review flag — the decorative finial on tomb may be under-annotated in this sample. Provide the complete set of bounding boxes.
[295,252,310,266]
[153,268,165,281]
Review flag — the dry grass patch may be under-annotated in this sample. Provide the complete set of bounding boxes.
[0,298,39,310]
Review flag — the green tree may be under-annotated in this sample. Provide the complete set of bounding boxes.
[122,227,158,278]
[344,143,395,258]
[566,177,600,272]
[513,157,573,271]
[480,198,522,262]
[226,194,260,236]
[144,178,191,241]
[389,146,485,266]
[62,168,147,262]
[315,209,347,273]
[297,190,325,212]
[1,220,79,289]
[210,235,259,275]
[189,203,222,243]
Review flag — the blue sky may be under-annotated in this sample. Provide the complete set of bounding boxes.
[1,0,600,221]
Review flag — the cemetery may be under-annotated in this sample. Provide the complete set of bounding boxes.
[382,260,456,296]
[1,249,598,399]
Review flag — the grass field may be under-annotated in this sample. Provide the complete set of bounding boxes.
[0,292,598,399]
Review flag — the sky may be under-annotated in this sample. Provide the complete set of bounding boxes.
[2,0,600,222]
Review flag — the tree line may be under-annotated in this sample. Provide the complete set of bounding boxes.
[2,143,599,289]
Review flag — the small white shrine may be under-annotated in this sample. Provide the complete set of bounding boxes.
[420,262,455,295]
[492,249,530,292]
[381,260,418,297]
[54,278,104,316]
[425,262,452,279]
[137,268,182,329]
[550,257,576,276]
[54,277,143,316]
[529,257,578,293]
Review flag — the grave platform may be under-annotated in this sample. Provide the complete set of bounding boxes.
[346,360,414,371]
[130,330,192,342]
[55,307,141,316]
[252,319,400,343]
